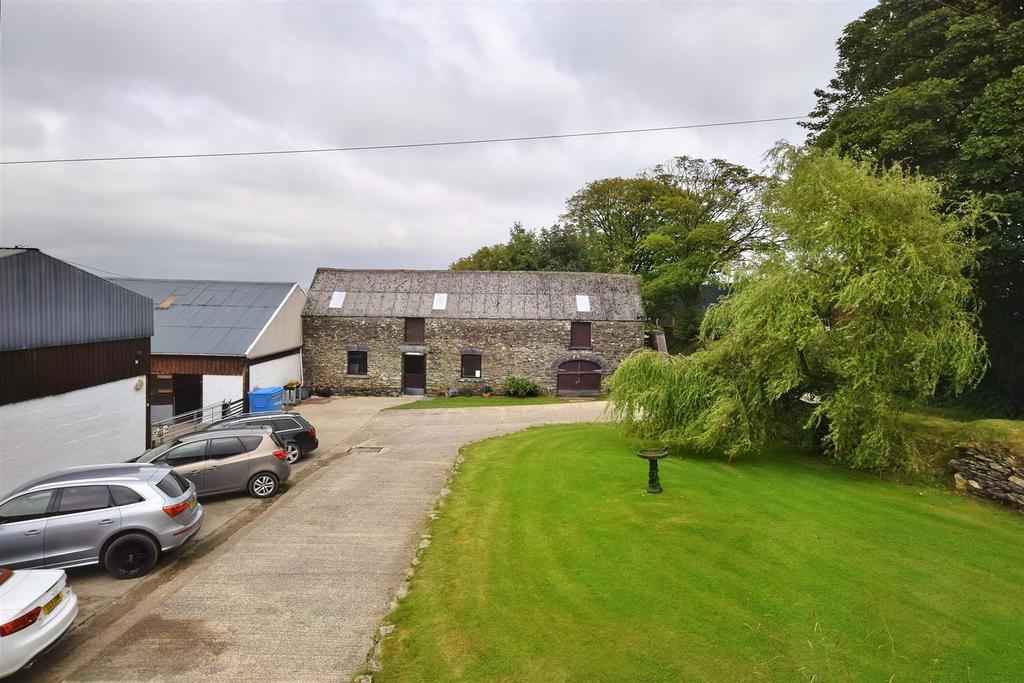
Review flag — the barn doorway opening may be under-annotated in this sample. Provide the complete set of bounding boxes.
[172,374,203,414]
[402,353,426,395]
[556,360,601,396]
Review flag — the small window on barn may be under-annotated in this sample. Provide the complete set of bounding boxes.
[461,353,482,379]
[405,318,425,344]
[347,350,368,376]
[575,294,591,312]
[433,292,448,310]
[570,321,592,349]
[329,291,346,309]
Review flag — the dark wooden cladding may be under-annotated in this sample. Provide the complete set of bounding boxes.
[151,355,244,376]
[149,374,174,406]
[0,337,150,406]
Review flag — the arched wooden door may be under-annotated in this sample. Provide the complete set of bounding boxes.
[557,360,602,396]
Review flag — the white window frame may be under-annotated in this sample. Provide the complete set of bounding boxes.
[329,291,346,309]
[575,294,591,312]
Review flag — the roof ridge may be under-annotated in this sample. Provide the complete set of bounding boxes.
[312,268,636,277]
[109,277,297,286]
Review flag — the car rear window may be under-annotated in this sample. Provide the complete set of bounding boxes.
[156,472,188,498]
[272,418,301,430]
[239,435,264,451]
[110,485,144,506]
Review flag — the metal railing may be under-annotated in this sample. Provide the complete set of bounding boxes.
[151,398,245,445]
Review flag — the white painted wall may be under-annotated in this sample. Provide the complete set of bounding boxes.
[249,352,303,391]
[0,376,147,496]
[246,285,306,359]
[202,374,244,407]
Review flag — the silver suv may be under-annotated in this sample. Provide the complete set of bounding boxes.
[0,464,203,579]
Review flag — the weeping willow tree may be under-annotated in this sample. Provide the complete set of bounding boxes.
[608,145,988,469]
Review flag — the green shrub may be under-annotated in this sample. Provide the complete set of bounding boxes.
[504,377,542,397]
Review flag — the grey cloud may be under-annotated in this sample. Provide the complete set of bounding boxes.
[1,0,873,285]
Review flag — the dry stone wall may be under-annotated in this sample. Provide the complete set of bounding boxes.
[302,316,643,396]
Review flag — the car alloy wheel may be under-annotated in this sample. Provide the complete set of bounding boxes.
[249,473,278,498]
[285,443,301,464]
[104,533,159,579]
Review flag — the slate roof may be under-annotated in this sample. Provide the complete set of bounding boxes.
[304,269,645,321]
[110,279,296,356]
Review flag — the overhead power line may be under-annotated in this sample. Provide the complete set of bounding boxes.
[1,115,807,166]
[61,257,132,278]
[929,0,1003,29]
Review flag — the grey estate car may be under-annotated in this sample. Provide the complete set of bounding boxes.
[133,428,290,499]
[0,464,203,579]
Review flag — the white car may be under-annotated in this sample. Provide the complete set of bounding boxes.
[0,567,78,678]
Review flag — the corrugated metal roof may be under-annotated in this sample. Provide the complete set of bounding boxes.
[0,249,154,352]
[111,279,296,356]
[304,269,645,321]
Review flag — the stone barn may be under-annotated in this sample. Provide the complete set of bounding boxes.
[302,269,645,397]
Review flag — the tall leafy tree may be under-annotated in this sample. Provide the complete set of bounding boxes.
[608,147,988,470]
[450,223,541,271]
[633,158,772,344]
[804,0,1024,411]
[451,157,770,348]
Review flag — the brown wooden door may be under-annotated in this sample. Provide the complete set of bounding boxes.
[557,360,601,396]
[403,354,426,394]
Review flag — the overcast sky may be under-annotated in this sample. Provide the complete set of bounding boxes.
[1,0,873,287]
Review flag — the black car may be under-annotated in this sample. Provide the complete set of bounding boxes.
[206,412,318,464]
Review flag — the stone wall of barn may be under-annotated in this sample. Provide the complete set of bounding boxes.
[302,316,644,396]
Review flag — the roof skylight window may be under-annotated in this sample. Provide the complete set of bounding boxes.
[433,292,448,310]
[329,291,346,309]
[156,295,177,310]
[575,294,591,312]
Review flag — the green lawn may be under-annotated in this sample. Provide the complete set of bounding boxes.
[377,424,1024,681]
[387,395,568,410]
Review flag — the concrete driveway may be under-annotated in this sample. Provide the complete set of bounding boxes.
[23,398,607,682]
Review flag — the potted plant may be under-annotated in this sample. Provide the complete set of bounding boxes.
[480,385,493,398]
[284,379,301,405]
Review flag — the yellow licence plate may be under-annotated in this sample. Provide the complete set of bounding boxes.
[188,497,197,510]
[43,592,63,615]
